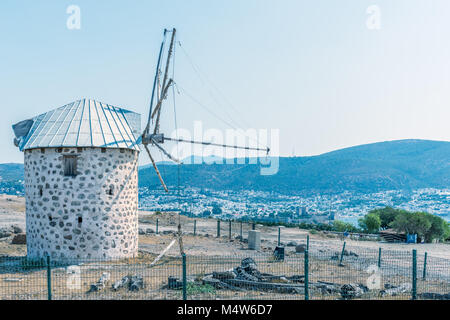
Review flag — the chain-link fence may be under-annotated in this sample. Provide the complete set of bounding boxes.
[1,240,449,300]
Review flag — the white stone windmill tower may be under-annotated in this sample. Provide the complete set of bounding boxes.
[12,99,142,260]
[12,28,269,261]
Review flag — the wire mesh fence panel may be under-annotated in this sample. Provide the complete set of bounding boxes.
[0,257,48,300]
[240,222,255,241]
[0,245,449,300]
[306,244,417,300]
[184,254,305,300]
[375,249,413,300]
[49,256,183,300]
[137,217,260,241]
[214,220,246,241]
[417,254,450,300]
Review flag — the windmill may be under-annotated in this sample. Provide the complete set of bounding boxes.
[140,28,270,193]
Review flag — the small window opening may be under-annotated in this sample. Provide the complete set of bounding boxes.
[38,186,43,197]
[40,148,45,154]
[78,217,82,224]
[63,155,78,177]
[49,215,52,221]
[106,185,114,196]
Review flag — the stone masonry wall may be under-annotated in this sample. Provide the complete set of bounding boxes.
[24,147,139,260]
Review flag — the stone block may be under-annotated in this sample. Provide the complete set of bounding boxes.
[11,234,26,245]
[248,230,261,250]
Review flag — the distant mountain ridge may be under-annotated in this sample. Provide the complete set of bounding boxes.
[0,163,24,181]
[1,139,449,195]
[139,139,450,194]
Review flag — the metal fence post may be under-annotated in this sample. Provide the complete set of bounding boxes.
[217,220,220,238]
[412,249,417,300]
[278,227,281,246]
[182,253,187,300]
[46,255,52,301]
[156,218,159,234]
[193,220,196,236]
[422,252,427,280]
[304,250,309,300]
[306,235,309,251]
[339,241,346,266]
[378,247,382,268]
[229,220,232,240]
[240,221,243,240]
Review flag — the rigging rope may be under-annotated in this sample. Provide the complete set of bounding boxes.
[172,34,181,202]
[178,41,268,154]
[178,42,268,152]
[178,43,250,128]
[174,83,268,157]
[178,43,247,130]
[172,32,184,255]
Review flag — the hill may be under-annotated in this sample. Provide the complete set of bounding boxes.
[139,139,450,194]
[0,163,24,182]
[1,139,449,195]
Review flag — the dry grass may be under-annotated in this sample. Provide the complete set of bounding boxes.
[0,195,25,213]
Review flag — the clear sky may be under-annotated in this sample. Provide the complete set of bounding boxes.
[1,0,449,164]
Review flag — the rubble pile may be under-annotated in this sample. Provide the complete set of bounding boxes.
[165,258,344,295]
[88,273,145,293]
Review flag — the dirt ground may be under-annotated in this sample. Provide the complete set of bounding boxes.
[0,196,449,259]
[0,195,448,300]
[0,195,25,229]
[138,211,450,260]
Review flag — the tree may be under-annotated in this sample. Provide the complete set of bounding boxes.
[423,214,449,243]
[332,220,358,233]
[202,210,211,217]
[444,222,450,241]
[358,213,381,234]
[368,207,401,229]
[390,211,431,238]
[212,205,222,215]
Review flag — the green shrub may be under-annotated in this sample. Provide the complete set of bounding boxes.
[332,220,360,233]
[186,283,216,296]
[358,213,381,234]
[361,206,448,243]
[368,207,402,229]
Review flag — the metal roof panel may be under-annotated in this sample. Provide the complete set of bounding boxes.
[18,99,141,151]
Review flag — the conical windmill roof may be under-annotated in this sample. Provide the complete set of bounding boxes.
[13,99,141,151]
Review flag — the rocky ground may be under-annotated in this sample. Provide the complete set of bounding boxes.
[0,196,449,300]
[0,195,25,229]
[137,211,450,260]
[0,196,449,260]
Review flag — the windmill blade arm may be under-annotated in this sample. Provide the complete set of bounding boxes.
[144,37,166,136]
[164,137,270,153]
[151,138,181,164]
[151,79,174,119]
[143,144,169,193]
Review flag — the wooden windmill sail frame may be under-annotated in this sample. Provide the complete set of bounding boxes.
[140,28,270,193]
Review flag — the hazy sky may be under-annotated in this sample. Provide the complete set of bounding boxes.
[1,0,449,164]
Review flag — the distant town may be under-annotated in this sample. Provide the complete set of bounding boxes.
[1,177,448,226]
[138,187,450,226]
